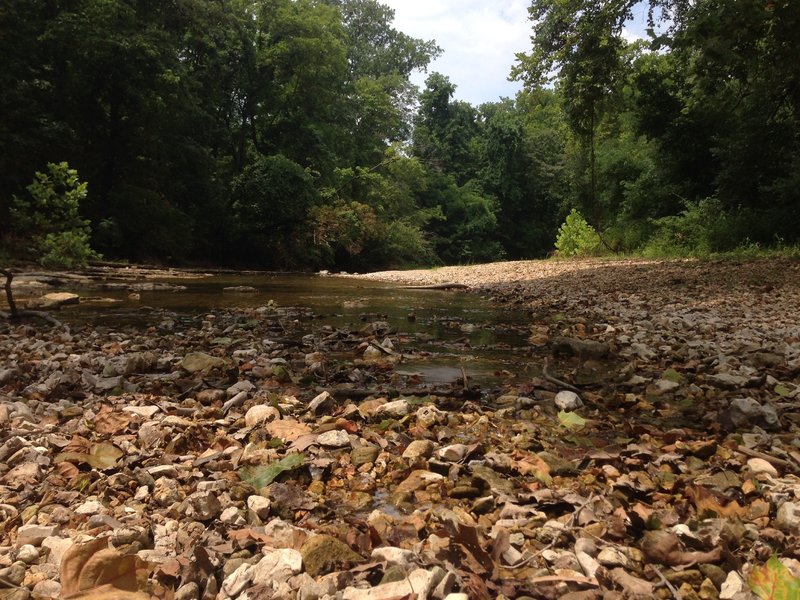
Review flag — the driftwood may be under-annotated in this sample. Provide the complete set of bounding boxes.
[0,267,66,329]
[401,283,470,290]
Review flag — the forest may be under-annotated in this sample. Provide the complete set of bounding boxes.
[1,0,799,270]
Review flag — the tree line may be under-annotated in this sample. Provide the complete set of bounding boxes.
[1,0,798,270]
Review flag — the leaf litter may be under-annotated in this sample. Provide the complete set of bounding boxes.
[0,257,799,599]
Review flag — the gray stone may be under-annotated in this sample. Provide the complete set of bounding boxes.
[554,390,583,411]
[184,490,222,521]
[227,380,255,397]
[247,495,272,521]
[720,397,781,431]
[31,580,60,599]
[174,581,200,600]
[0,561,26,586]
[371,546,417,568]
[307,391,335,414]
[341,568,441,600]
[775,502,800,533]
[551,336,609,359]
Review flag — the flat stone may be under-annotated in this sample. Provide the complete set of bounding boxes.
[123,405,160,419]
[184,490,221,521]
[28,292,79,309]
[247,495,272,521]
[227,380,255,397]
[371,547,417,568]
[42,536,73,567]
[341,568,441,600]
[316,429,351,448]
[17,524,60,546]
[74,499,105,515]
[746,457,778,477]
[375,399,410,418]
[307,391,335,414]
[32,580,61,598]
[15,544,39,564]
[147,465,179,478]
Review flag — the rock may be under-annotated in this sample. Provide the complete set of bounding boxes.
[647,379,680,396]
[554,390,583,411]
[300,535,363,577]
[351,445,380,467]
[15,544,39,564]
[775,501,800,533]
[317,429,351,448]
[245,404,280,427]
[371,547,417,568]
[180,352,226,373]
[223,286,258,293]
[0,561,26,586]
[227,380,256,397]
[28,292,80,309]
[708,372,748,389]
[390,470,445,505]
[247,495,271,521]
[597,547,632,568]
[719,397,781,431]
[42,536,73,567]
[746,457,778,477]
[74,498,105,515]
[437,443,472,462]
[307,391,335,414]
[174,581,200,600]
[416,405,445,428]
[341,568,442,600]
[148,465,179,478]
[31,580,60,598]
[221,562,254,598]
[719,571,744,599]
[551,336,609,359]
[251,548,303,585]
[375,399,410,418]
[538,451,577,476]
[16,524,60,546]
[153,476,185,506]
[184,490,222,521]
[403,440,434,460]
[123,405,160,419]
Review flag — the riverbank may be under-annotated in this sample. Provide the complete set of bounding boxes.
[1,257,799,599]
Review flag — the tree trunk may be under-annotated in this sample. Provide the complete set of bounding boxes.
[0,268,18,318]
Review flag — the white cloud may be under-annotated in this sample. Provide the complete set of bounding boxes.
[381,0,531,106]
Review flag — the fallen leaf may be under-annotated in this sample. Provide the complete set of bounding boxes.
[558,410,587,430]
[61,537,149,598]
[749,555,800,600]
[239,452,305,489]
[94,405,131,435]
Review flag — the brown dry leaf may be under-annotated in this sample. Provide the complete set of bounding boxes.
[686,484,747,518]
[63,435,93,454]
[61,537,149,598]
[640,530,722,566]
[510,450,552,485]
[94,405,131,435]
[264,418,312,442]
[598,567,654,599]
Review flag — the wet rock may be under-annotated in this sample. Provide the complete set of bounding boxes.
[180,352,226,373]
[351,445,380,467]
[554,390,583,411]
[28,292,79,309]
[223,286,258,293]
[300,534,363,577]
[403,440,434,460]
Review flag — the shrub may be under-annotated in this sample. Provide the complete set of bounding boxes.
[10,162,99,268]
[554,209,601,257]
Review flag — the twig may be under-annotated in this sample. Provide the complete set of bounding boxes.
[652,564,681,600]
[460,366,469,390]
[542,358,582,395]
[0,268,18,317]
[734,446,800,475]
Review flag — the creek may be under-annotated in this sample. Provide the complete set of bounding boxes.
[60,272,537,395]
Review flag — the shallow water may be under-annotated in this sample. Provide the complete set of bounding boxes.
[64,273,534,390]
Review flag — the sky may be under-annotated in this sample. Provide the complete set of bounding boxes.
[381,0,651,107]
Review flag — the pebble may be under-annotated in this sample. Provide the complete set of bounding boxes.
[554,390,583,411]
[403,440,434,460]
[174,581,200,600]
[351,445,380,467]
[247,495,271,521]
[775,501,800,533]
[16,525,59,547]
[746,457,778,477]
[375,399,410,418]
[15,544,39,564]
[245,404,280,427]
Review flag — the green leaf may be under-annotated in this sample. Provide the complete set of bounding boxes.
[774,385,791,398]
[748,555,800,600]
[239,453,305,489]
[662,368,683,383]
[558,411,586,430]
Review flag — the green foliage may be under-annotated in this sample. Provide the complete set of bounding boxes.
[239,453,305,490]
[10,162,99,268]
[748,555,800,600]
[555,209,600,257]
